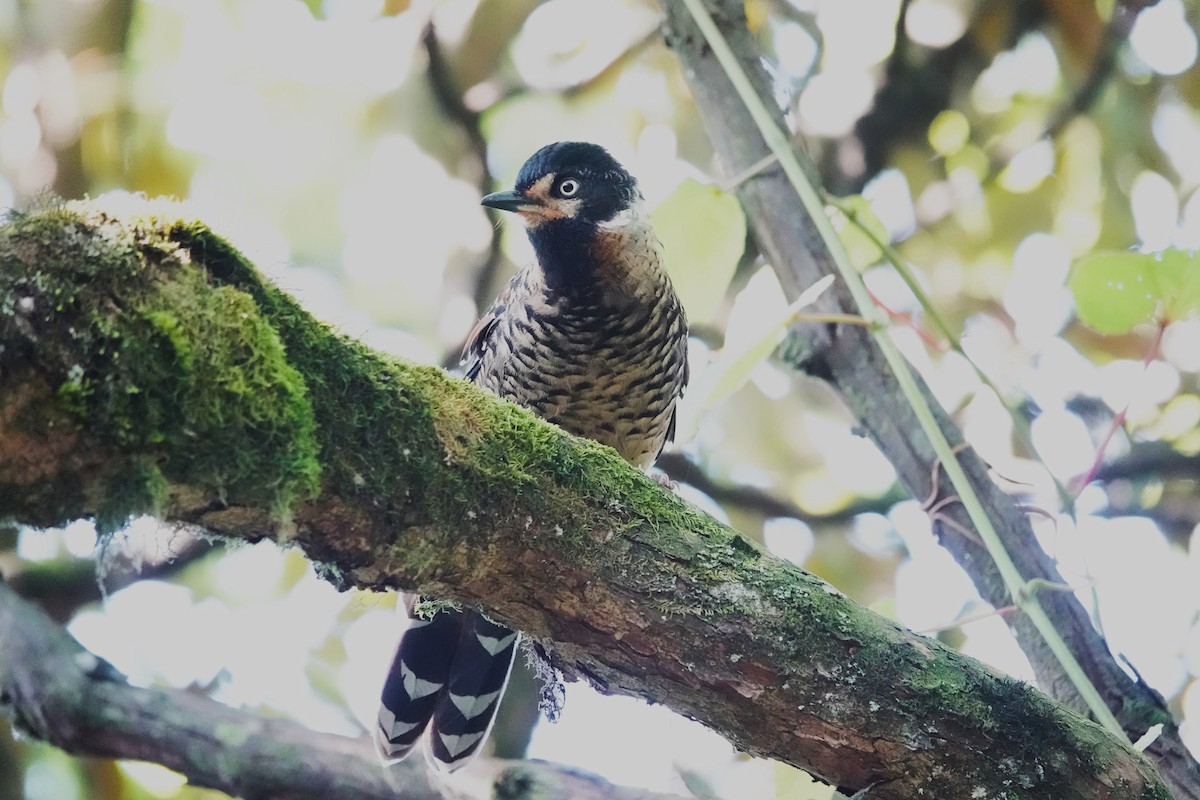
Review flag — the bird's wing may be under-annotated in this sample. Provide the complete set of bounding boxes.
[669,303,690,441]
[462,267,540,383]
[461,310,499,384]
[462,284,514,383]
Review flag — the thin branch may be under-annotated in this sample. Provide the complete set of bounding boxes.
[1072,320,1168,497]
[656,451,903,527]
[0,574,437,800]
[928,0,1143,221]
[421,23,505,314]
[1093,442,1200,483]
[885,0,914,84]
[828,195,1076,512]
[8,532,216,622]
[1030,1,1141,151]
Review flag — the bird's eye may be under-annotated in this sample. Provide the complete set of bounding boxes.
[557,178,580,197]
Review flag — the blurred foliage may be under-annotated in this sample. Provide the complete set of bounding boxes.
[653,179,746,324]
[1069,247,1200,333]
[3,0,1200,798]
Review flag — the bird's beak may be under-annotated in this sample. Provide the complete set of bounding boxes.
[481,190,538,213]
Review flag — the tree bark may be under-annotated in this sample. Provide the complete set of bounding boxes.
[0,202,1171,799]
[659,1,1198,797]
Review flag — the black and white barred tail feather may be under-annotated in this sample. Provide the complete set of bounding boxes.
[375,604,460,763]
[375,603,518,771]
[427,613,519,770]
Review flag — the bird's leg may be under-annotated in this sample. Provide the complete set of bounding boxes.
[651,470,679,492]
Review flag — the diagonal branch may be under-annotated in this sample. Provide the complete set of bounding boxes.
[658,1,1197,797]
[0,202,1170,798]
[0,573,439,800]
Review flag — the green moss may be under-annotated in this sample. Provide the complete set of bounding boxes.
[902,651,993,726]
[1,200,321,526]
[112,215,727,569]
[133,280,319,502]
[145,308,194,372]
[55,364,90,415]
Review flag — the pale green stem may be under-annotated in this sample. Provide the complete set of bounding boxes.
[828,197,1076,514]
[678,0,1126,739]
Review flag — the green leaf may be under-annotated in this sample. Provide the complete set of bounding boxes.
[1068,251,1158,334]
[652,179,747,324]
[1153,248,1200,322]
[1070,248,1200,333]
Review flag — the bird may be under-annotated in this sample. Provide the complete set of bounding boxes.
[374,141,689,773]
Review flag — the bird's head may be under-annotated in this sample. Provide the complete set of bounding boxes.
[481,142,642,229]
[481,142,647,291]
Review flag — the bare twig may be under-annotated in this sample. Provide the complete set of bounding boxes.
[7,532,216,622]
[421,23,505,314]
[656,451,904,527]
[1072,320,1168,497]
[1034,1,1142,149]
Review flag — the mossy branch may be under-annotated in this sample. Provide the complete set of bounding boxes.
[0,202,1169,799]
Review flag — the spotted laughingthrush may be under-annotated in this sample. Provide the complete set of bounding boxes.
[375,141,689,772]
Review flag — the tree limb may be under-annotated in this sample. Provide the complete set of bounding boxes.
[0,201,1171,798]
[420,22,506,317]
[658,1,1196,797]
[0,576,683,800]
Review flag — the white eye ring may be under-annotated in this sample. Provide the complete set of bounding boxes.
[558,178,580,197]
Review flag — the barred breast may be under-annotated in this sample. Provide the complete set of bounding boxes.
[465,219,688,469]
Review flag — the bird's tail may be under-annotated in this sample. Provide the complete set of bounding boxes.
[375,599,519,773]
